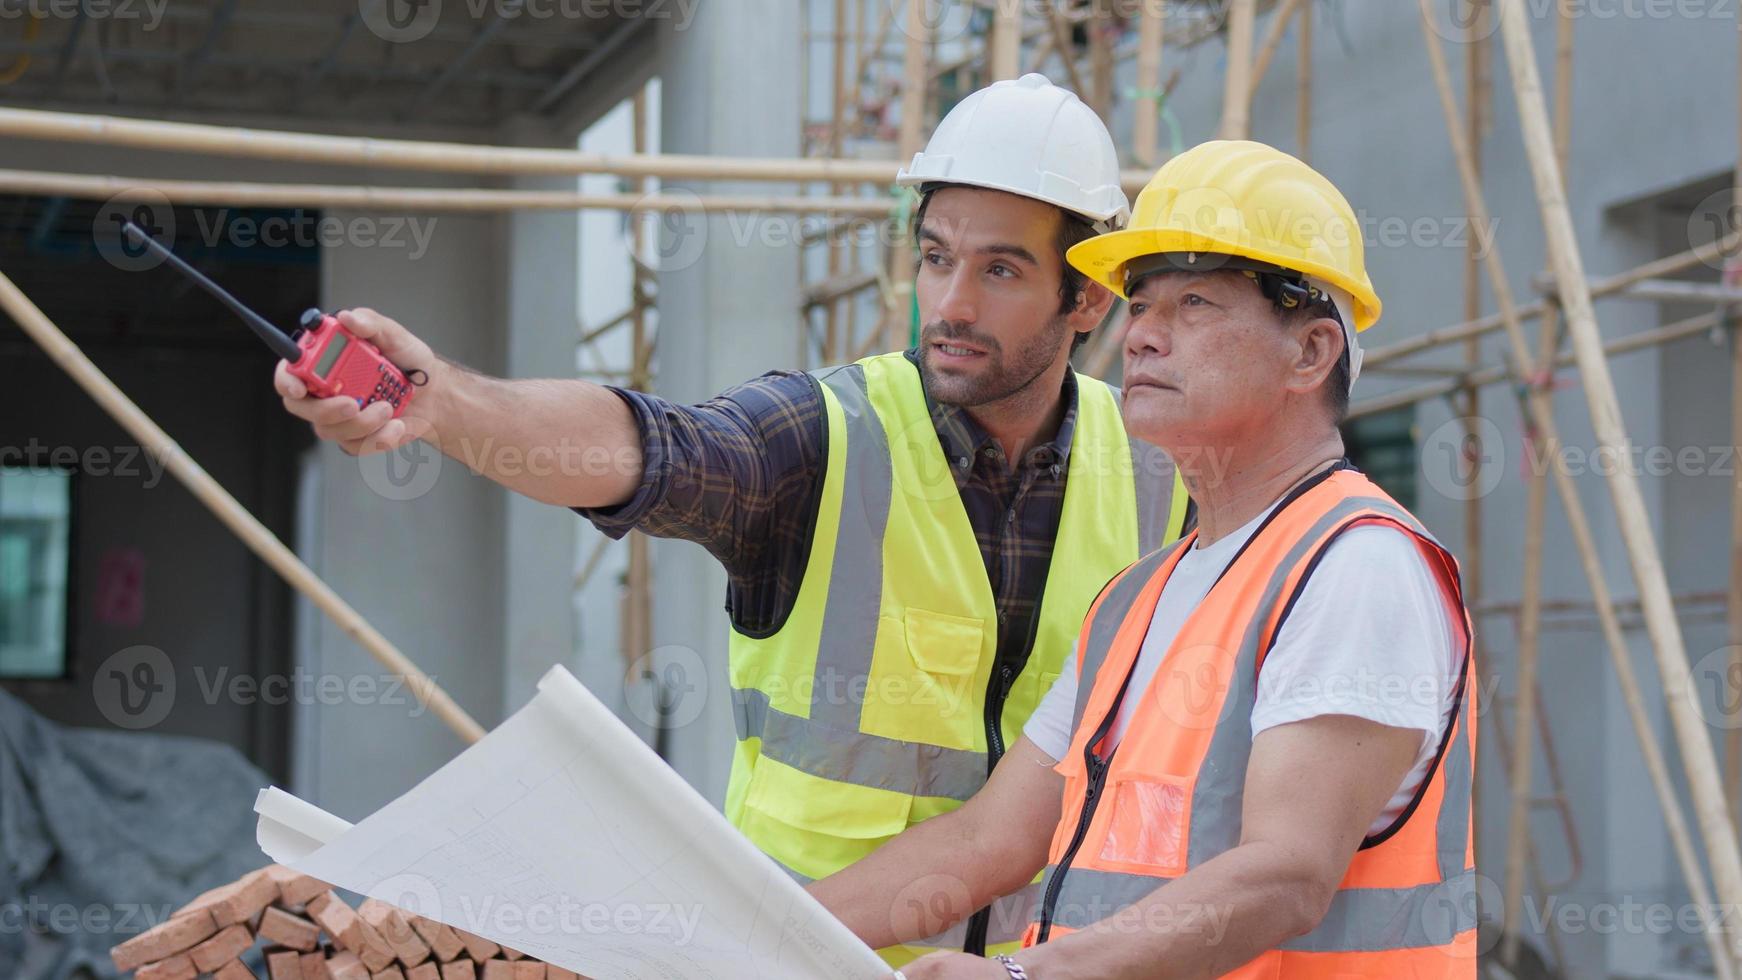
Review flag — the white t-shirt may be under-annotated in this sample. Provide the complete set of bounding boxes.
[1023,501,1463,836]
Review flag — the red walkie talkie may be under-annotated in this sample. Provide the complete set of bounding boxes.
[121,221,425,417]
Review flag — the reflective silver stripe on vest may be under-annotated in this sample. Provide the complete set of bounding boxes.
[759,364,1164,801]
[906,882,1041,950]
[1070,540,1187,736]
[1034,866,1477,952]
[809,364,891,732]
[1438,655,1475,880]
[1187,497,1429,866]
[732,686,989,801]
[1050,493,1474,953]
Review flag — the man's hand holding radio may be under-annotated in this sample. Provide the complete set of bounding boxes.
[273,308,441,456]
[274,307,643,509]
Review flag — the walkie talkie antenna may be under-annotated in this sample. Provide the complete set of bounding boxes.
[121,220,304,362]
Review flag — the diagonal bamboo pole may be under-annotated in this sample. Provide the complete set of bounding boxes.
[1249,0,1305,94]
[1459,0,1489,866]
[1501,0,1572,962]
[1495,0,1742,962]
[1417,8,1738,976]
[1351,308,1728,420]
[1364,227,1742,370]
[0,271,486,746]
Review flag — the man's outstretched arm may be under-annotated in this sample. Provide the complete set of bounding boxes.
[274,307,642,509]
[274,308,827,592]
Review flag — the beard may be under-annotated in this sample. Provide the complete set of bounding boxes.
[917,314,1073,408]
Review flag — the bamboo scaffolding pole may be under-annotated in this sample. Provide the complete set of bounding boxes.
[1351,308,1726,419]
[573,535,612,592]
[1249,0,1304,95]
[0,106,1162,197]
[991,0,1022,80]
[1218,0,1257,139]
[1044,2,1090,96]
[1728,22,1742,822]
[1133,0,1166,169]
[826,0,850,363]
[1501,0,1572,960]
[1414,13,1728,974]
[847,0,895,138]
[885,0,929,353]
[1458,0,1488,648]
[0,270,487,745]
[1089,1,1116,122]
[1457,0,1487,746]
[1418,9,1739,974]
[1494,1,1742,964]
[1364,226,1742,370]
[0,168,898,217]
[624,87,653,676]
[1488,691,1573,969]
[0,106,898,184]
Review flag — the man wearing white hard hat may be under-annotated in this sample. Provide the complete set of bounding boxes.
[272,73,1190,967]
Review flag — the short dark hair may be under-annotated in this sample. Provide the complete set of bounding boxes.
[911,188,1100,351]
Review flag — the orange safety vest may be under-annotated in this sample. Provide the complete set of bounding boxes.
[1023,465,1478,977]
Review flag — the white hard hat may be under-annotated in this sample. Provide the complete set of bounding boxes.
[896,73,1130,233]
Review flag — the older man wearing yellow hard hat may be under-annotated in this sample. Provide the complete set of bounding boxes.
[809,140,1478,980]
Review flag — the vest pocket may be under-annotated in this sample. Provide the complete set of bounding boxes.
[739,755,917,880]
[860,608,987,753]
[902,607,985,677]
[1096,771,1191,876]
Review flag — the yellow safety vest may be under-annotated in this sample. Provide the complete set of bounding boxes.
[722,351,1186,966]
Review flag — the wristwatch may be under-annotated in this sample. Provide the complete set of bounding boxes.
[993,953,1030,979]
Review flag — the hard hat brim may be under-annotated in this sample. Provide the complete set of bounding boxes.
[896,169,1128,233]
[1066,227,1382,331]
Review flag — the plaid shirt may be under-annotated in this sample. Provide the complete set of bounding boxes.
[577,350,1079,678]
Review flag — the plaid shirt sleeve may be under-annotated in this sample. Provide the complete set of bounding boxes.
[572,370,826,631]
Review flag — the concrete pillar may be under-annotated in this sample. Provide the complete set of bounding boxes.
[298,209,507,819]
[499,134,584,714]
[653,1,803,805]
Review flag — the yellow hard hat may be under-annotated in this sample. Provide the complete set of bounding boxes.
[1066,140,1382,331]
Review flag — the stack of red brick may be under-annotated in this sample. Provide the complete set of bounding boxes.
[110,865,587,980]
